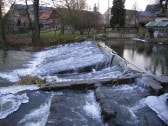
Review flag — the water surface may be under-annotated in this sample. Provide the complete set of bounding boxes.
[105,40,168,75]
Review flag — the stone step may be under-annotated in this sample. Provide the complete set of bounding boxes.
[155,76,168,87]
[46,91,104,126]
[143,77,163,90]
[40,75,138,91]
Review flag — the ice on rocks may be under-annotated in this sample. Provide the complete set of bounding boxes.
[145,93,168,125]
[0,93,29,119]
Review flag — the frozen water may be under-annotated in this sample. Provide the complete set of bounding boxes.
[0,41,123,82]
[145,93,168,125]
[0,85,39,95]
[0,85,39,120]
[17,97,52,126]
[0,93,29,119]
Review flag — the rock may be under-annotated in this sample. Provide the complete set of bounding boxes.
[102,105,117,122]
[144,77,162,90]
[46,90,104,126]
[40,75,137,91]
[155,76,168,87]
[145,93,168,125]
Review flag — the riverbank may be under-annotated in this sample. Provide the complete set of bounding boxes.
[0,31,91,51]
[146,38,168,44]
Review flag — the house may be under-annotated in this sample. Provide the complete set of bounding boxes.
[139,4,161,25]
[104,8,140,27]
[4,4,54,32]
[39,8,69,30]
[4,4,103,33]
[4,4,29,32]
[103,8,111,25]
[39,10,57,30]
[125,10,139,27]
[144,1,168,38]
[145,21,168,37]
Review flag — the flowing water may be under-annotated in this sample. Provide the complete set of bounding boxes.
[0,40,166,126]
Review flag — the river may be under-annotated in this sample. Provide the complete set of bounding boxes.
[105,39,168,75]
[0,40,167,126]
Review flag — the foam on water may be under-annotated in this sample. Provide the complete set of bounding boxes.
[0,41,113,82]
[83,91,102,121]
[145,93,168,125]
[45,66,122,83]
[0,93,29,119]
[0,85,39,119]
[126,98,147,124]
[17,95,53,126]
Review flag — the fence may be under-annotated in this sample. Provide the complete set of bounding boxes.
[104,26,138,39]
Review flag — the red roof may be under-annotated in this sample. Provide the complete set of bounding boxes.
[39,11,53,20]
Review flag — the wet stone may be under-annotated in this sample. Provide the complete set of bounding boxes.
[156,76,168,83]
[143,77,162,90]
[95,84,166,126]
[46,90,104,126]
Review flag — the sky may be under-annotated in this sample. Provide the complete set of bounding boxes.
[86,0,157,14]
[9,0,157,14]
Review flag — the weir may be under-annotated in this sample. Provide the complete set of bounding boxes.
[0,40,168,126]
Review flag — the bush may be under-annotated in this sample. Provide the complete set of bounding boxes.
[139,28,146,38]
[148,27,154,38]
[16,76,46,86]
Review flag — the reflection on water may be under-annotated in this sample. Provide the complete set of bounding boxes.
[105,40,168,75]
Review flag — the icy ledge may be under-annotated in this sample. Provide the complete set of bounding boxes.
[0,93,29,119]
[0,85,39,95]
[0,85,39,119]
[145,93,168,125]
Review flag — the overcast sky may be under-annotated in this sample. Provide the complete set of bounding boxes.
[13,0,157,14]
[87,0,157,14]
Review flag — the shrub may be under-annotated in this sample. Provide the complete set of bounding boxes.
[16,76,46,86]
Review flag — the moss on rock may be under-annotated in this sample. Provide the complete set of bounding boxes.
[16,76,46,86]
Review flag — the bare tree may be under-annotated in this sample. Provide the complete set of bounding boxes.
[52,0,87,34]
[132,1,139,28]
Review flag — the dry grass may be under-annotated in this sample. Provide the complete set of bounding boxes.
[3,31,89,51]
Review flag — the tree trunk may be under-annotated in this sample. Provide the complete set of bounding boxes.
[32,0,40,46]
[60,18,65,35]
[0,2,6,45]
[25,0,33,35]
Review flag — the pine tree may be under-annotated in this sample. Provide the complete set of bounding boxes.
[110,0,126,28]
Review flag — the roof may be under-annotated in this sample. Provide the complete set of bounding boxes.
[145,21,168,27]
[143,4,161,17]
[140,11,154,17]
[39,11,53,20]
[145,4,160,13]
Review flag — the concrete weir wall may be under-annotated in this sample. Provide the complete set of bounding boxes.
[41,41,168,126]
[97,41,145,73]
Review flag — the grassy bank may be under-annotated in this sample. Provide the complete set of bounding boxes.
[2,31,92,51]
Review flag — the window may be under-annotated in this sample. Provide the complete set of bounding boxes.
[17,19,21,26]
